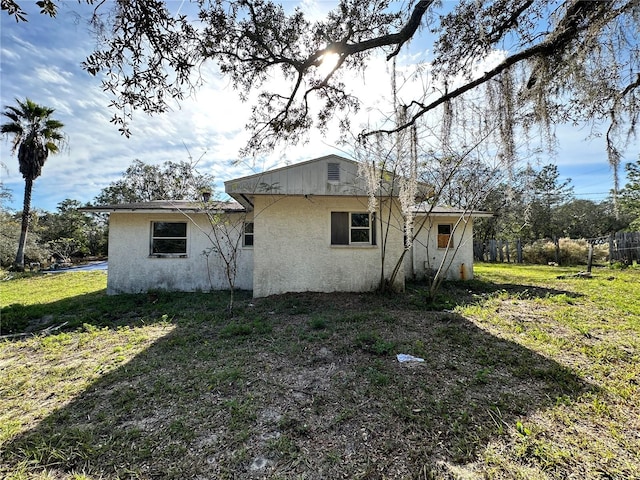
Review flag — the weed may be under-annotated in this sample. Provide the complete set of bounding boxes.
[355,332,396,355]
[309,315,328,330]
[364,362,390,386]
[267,434,299,458]
[473,367,492,385]
[219,317,272,337]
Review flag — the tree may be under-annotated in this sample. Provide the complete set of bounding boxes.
[474,163,606,244]
[1,98,65,271]
[6,1,635,177]
[355,70,506,297]
[473,171,536,245]
[619,159,640,230]
[94,159,214,205]
[525,164,574,240]
[553,199,625,239]
[2,0,640,172]
[0,212,50,268]
[39,199,108,257]
[2,0,58,22]
[198,208,247,313]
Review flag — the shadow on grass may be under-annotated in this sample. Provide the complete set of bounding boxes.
[384,276,585,312]
[0,288,252,336]
[1,284,597,478]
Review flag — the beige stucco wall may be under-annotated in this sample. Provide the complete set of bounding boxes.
[410,215,475,281]
[251,195,405,297]
[107,212,253,294]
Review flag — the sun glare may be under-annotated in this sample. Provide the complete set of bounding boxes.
[317,52,341,77]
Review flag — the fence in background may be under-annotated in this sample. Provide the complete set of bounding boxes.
[473,232,640,266]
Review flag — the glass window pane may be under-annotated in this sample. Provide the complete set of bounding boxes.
[153,222,187,237]
[152,239,187,254]
[351,229,370,243]
[351,213,369,227]
[437,224,451,235]
[244,222,254,234]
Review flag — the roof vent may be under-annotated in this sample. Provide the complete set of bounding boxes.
[327,162,340,182]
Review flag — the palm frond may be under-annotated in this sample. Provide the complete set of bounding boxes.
[1,98,65,180]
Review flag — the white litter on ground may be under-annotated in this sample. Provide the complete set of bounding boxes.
[396,353,425,363]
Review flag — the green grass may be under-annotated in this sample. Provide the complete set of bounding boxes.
[1,264,638,479]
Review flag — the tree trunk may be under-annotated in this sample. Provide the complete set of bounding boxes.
[14,177,33,271]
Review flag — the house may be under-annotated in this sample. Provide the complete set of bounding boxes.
[86,155,491,296]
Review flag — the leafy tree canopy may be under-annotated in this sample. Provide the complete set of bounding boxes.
[3,0,638,170]
[93,159,214,205]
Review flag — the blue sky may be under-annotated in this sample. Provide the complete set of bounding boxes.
[0,1,631,212]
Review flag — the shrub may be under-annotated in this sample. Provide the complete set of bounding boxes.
[523,238,608,266]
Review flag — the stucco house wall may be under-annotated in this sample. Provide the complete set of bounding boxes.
[251,195,405,297]
[410,215,476,281]
[107,212,253,294]
[91,155,490,297]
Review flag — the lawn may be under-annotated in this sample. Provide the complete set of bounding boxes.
[0,264,638,479]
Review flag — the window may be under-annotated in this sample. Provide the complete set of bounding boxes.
[437,224,453,249]
[331,212,376,245]
[151,222,187,255]
[243,222,254,247]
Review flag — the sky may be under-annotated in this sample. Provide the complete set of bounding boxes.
[0,0,633,213]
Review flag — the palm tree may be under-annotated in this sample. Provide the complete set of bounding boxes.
[1,98,65,271]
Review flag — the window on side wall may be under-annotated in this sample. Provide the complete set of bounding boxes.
[243,222,254,247]
[331,212,376,246]
[151,222,187,256]
[437,224,453,249]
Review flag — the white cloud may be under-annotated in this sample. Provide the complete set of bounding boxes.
[0,0,623,212]
[34,66,72,86]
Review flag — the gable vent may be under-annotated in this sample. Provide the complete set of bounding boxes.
[327,162,340,182]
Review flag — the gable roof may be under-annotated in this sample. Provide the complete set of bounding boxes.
[224,155,367,207]
[224,154,432,209]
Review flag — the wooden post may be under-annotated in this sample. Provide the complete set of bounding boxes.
[554,236,560,265]
[609,233,615,264]
[517,238,523,264]
[498,240,504,263]
[489,239,497,262]
[587,243,594,273]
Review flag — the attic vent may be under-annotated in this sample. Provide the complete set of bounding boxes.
[327,162,340,182]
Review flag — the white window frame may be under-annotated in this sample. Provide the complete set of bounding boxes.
[243,222,254,247]
[331,211,376,246]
